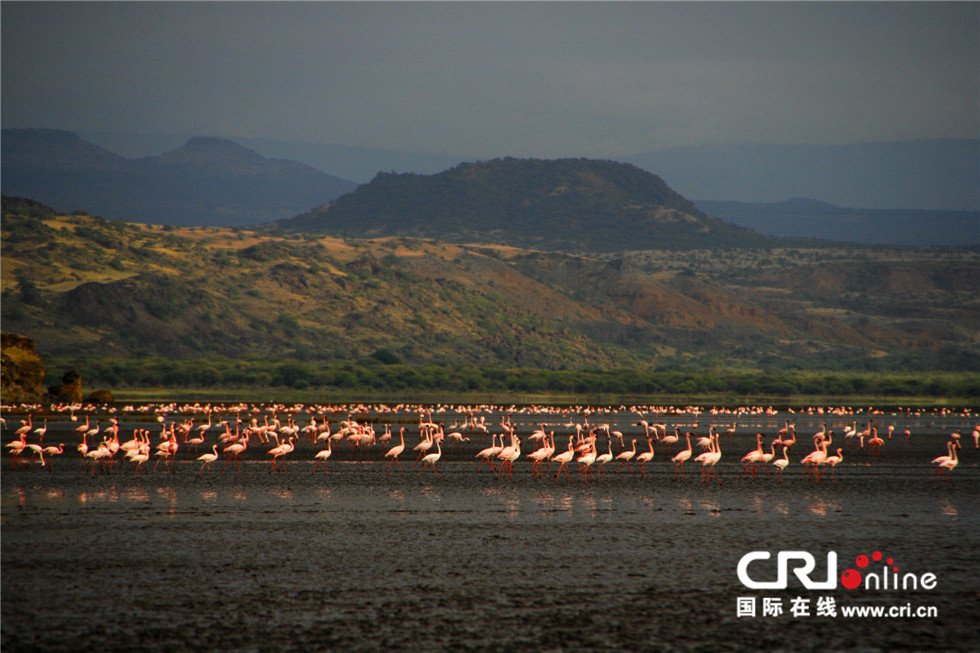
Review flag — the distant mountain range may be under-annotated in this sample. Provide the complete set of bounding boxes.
[76,130,980,212]
[274,157,771,252]
[4,129,977,246]
[696,198,979,247]
[625,140,979,212]
[1,128,358,227]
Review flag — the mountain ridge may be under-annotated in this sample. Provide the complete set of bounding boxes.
[695,198,980,247]
[626,139,980,212]
[1,128,359,227]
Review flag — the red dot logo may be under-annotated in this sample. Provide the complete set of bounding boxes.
[856,554,870,568]
[872,551,882,562]
[841,568,862,590]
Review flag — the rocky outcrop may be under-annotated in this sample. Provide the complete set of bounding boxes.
[84,389,115,404]
[48,370,83,403]
[1,332,47,403]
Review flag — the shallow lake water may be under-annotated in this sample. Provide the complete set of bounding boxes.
[2,404,978,651]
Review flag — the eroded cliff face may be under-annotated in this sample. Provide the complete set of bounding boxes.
[1,332,47,403]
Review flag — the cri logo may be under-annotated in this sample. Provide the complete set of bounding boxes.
[738,550,937,591]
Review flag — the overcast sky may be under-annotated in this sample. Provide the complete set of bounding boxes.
[2,1,977,159]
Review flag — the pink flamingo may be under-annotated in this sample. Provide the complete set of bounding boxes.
[268,436,295,473]
[932,441,959,484]
[312,437,333,474]
[740,433,765,477]
[635,438,655,477]
[552,437,576,482]
[222,434,248,472]
[384,427,407,474]
[671,431,693,479]
[197,444,219,476]
[594,437,614,478]
[418,440,442,480]
[40,443,65,471]
[496,435,521,480]
[616,438,637,473]
[772,445,789,484]
[701,433,722,485]
[527,433,555,478]
[475,433,502,473]
[817,448,843,484]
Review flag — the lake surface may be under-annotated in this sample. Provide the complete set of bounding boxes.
[2,403,978,651]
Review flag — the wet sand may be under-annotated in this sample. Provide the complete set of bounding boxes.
[2,409,978,651]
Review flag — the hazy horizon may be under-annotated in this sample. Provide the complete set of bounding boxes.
[3,2,977,161]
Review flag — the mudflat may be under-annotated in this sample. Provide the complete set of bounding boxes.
[2,407,977,651]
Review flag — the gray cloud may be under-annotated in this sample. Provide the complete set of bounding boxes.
[2,1,977,158]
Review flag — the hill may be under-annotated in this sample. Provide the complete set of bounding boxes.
[3,198,978,384]
[275,157,771,252]
[696,198,980,247]
[0,129,358,227]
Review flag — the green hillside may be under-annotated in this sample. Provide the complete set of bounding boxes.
[4,196,979,398]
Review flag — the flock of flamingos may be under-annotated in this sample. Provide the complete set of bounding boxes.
[3,402,976,485]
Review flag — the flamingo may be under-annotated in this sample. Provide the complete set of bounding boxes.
[635,438,655,477]
[527,433,555,478]
[552,436,576,482]
[662,426,679,452]
[575,438,598,482]
[701,433,722,485]
[616,438,637,474]
[800,435,829,479]
[312,438,333,474]
[475,433,502,473]
[594,437,614,477]
[40,443,65,471]
[268,436,295,473]
[413,429,434,468]
[446,430,470,452]
[756,439,777,477]
[77,433,89,461]
[32,419,48,442]
[418,440,442,480]
[740,433,765,477]
[930,441,955,469]
[817,448,843,484]
[129,448,150,476]
[153,434,178,474]
[15,415,33,437]
[671,431,693,479]
[772,445,790,484]
[7,433,28,467]
[197,444,219,476]
[933,441,959,484]
[222,434,248,472]
[866,427,884,459]
[85,420,102,441]
[496,435,521,480]
[74,415,90,436]
[384,427,407,474]
[185,429,206,454]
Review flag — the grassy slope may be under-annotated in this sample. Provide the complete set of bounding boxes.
[3,209,979,397]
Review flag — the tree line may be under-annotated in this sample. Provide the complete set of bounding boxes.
[47,356,980,400]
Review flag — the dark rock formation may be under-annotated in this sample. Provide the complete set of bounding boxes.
[1,332,47,403]
[84,389,115,404]
[48,370,83,403]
